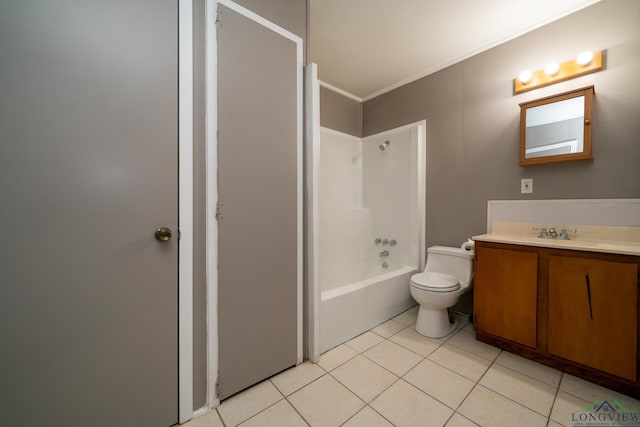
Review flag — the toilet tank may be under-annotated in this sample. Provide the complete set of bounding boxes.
[425,246,474,286]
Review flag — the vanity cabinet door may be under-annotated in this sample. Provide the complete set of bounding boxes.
[474,247,538,348]
[548,256,638,381]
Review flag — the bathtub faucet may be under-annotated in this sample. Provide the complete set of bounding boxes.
[379,250,389,258]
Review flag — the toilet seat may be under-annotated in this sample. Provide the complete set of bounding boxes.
[410,272,460,292]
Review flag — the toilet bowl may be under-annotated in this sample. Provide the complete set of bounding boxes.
[409,245,474,338]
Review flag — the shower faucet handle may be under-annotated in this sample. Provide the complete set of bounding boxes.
[382,238,390,245]
[389,239,397,246]
[374,238,382,245]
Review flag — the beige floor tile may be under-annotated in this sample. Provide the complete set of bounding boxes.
[454,314,471,331]
[547,421,564,427]
[462,322,474,334]
[371,379,453,426]
[364,340,423,377]
[549,391,590,426]
[494,351,561,388]
[458,385,547,427]
[559,374,640,410]
[479,364,556,416]
[318,344,358,371]
[393,305,419,326]
[217,381,283,426]
[270,362,325,396]
[372,319,407,338]
[428,343,492,382]
[288,374,364,427]
[346,331,385,353]
[239,400,307,427]
[183,410,224,427]
[446,413,479,427]
[331,355,398,403]
[404,359,475,409]
[343,406,394,427]
[446,330,501,361]
[389,326,442,357]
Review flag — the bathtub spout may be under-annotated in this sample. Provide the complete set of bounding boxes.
[379,250,389,257]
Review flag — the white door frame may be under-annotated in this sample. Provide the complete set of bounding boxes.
[305,63,320,363]
[178,0,194,422]
[205,0,304,410]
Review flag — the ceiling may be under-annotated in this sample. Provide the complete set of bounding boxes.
[309,0,600,100]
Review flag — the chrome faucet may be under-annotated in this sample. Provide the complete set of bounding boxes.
[379,250,389,258]
[374,237,382,245]
[533,227,549,238]
[548,227,558,238]
[559,228,577,240]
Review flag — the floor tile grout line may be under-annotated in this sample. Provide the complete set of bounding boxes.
[215,407,227,427]
[440,337,502,364]
[487,359,563,394]
[317,346,359,372]
[225,379,289,426]
[443,348,502,425]
[359,342,426,379]
[270,366,326,397]
[474,350,558,419]
[283,393,312,427]
[492,358,562,389]
[425,353,491,384]
[329,360,402,406]
[547,372,564,427]
[359,329,468,420]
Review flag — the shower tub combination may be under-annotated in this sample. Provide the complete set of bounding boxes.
[318,122,426,352]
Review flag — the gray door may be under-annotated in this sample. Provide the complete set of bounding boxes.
[0,2,178,426]
[217,5,299,399]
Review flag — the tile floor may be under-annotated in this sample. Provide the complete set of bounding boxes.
[185,306,640,427]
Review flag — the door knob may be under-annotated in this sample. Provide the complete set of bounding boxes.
[154,227,172,242]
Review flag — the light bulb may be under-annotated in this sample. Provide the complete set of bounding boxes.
[519,70,532,84]
[545,62,560,76]
[577,51,593,66]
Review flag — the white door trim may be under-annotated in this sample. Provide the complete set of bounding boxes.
[305,63,320,363]
[178,0,194,422]
[205,0,304,408]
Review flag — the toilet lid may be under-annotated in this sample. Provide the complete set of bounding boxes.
[411,272,460,292]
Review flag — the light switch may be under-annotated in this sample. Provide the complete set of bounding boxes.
[521,178,533,194]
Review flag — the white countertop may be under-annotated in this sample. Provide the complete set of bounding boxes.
[472,233,640,257]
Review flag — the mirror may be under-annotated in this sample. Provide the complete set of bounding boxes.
[519,86,594,166]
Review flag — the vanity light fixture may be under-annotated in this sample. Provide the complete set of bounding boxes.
[576,51,594,66]
[544,62,560,76]
[519,70,533,84]
[514,50,603,94]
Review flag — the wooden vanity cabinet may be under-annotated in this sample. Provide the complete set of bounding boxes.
[474,247,538,348]
[548,256,638,381]
[474,241,640,396]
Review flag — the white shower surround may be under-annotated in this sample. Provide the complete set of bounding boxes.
[319,122,426,352]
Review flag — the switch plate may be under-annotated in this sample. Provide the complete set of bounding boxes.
[521,178,533,194]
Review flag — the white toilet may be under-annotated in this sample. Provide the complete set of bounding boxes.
[409,245,474,338]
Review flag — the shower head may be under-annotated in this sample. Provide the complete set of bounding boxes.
[379,140,390,151]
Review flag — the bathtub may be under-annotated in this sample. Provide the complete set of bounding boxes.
[320,265,417,352]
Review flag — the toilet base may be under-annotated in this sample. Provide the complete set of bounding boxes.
[415,306,458,338]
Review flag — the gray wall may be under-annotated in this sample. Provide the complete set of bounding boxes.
[192,0,307,409]
[363,0,640,249]
[320,86,363,137]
